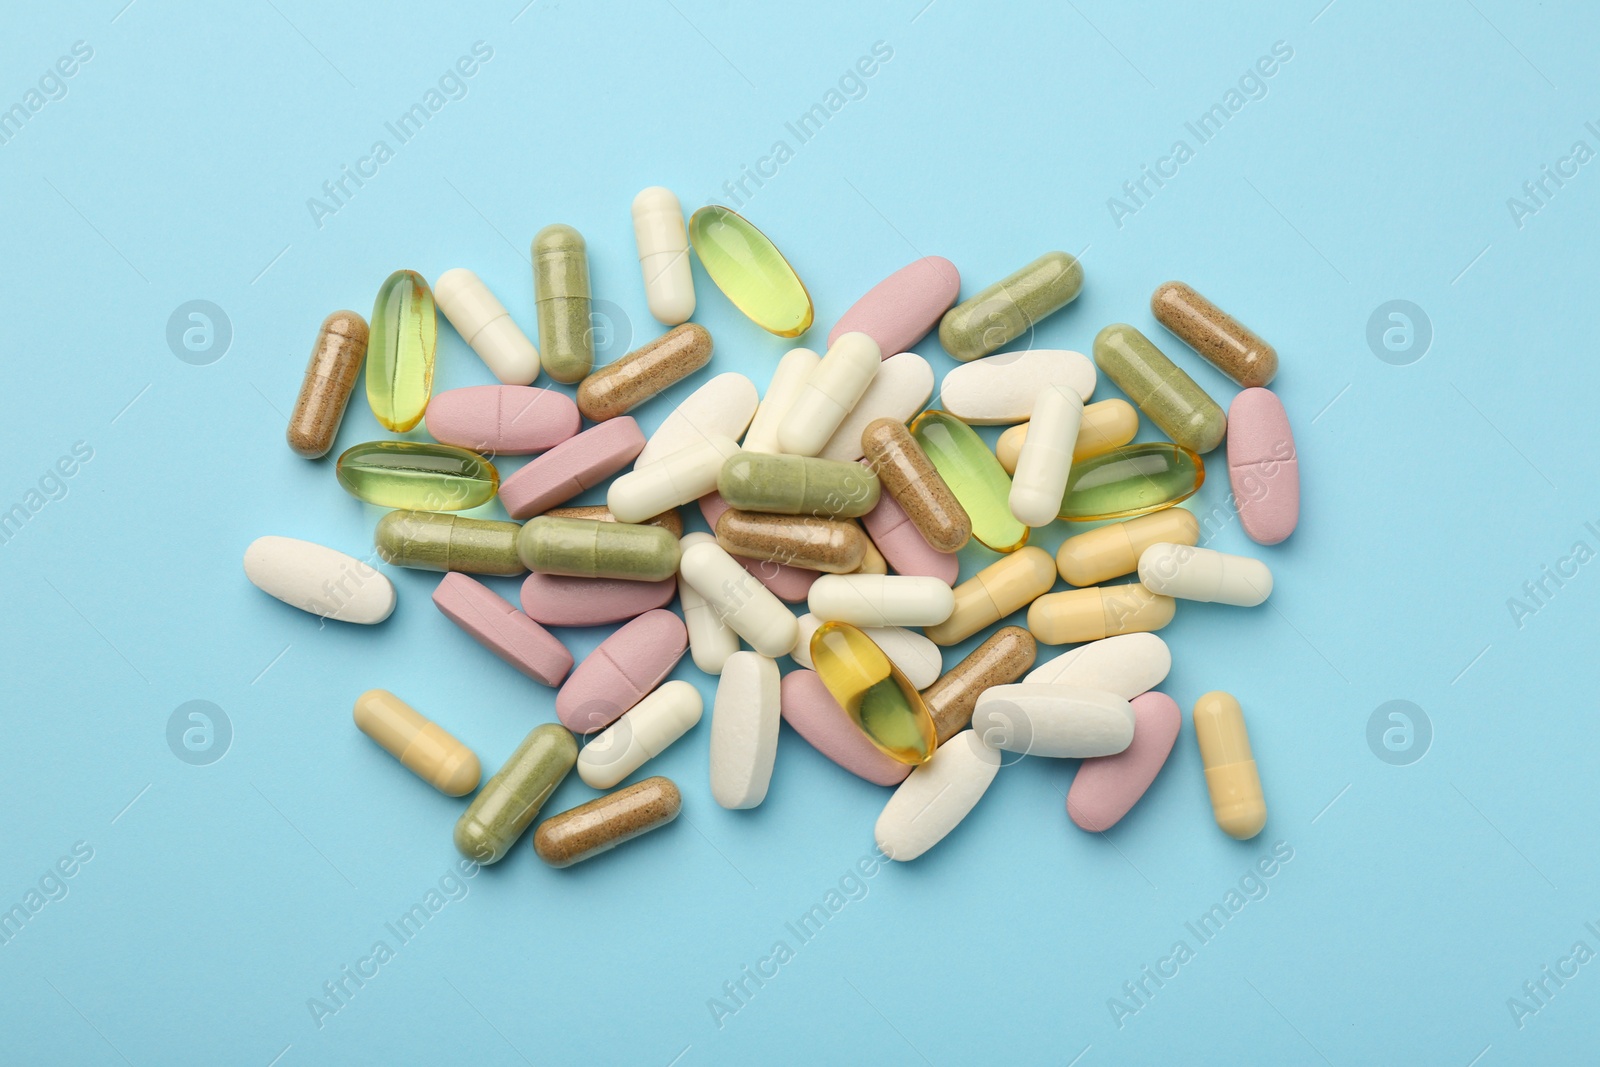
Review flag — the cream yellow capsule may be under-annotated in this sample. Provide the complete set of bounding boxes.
[924,546,1057,646]
[1193,691,1266,839]
[353,689,480,796]
[995,399,1139,475]
[1056,508,1199,587]
[1026,583,1175,645]
[853,529,888,575]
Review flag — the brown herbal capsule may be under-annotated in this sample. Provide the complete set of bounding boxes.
[533,775,681,867]
[1150,281,1278,389]
[861,417,971,553]
[545,504,684,538]
[576,323,713,421]
[923,626,1037,744]
[287,311,368,458]
[715,509,866,574]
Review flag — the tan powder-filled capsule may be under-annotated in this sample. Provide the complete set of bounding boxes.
[1056,508,1199,587]
[994,399,1139,475]
[544,505,684,538]
[716,509,866,574]
[533,775,682,867]
[924,547,1057,646]
[1151,282,1278,388]
[1193,690,1267,839]
[861,417,970,553]
[923,626,1037,744]
[1027,583,1176,645]
[287,311,369,458]
[576,323,713,421]
[353,689,480,796]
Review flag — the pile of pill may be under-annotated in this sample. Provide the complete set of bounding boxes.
[246,186,1299,867]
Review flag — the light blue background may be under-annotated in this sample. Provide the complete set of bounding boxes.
[3,0,1596,1063]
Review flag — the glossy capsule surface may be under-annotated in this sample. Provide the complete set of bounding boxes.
[375,510,522,575]
[336,441,498,511]
[287,310,368,458]
[533,775,682,868]
[1059,443,1203,521]
[1093,323,1225,454]
[576,323,712,422]
[938,251,1083,362]
[908,410,1026,553]
[353,689,480,796]
[715,510,867,574]
[688,206,812,337]
[1152,281,1278,388]
[718,452,880,518]
[1193,691,1267,839]
[1027,583,1176,645]
[533,224,594,384]
[811,621,936,765]
[923,626,1037,745]
[861,417,970,553]
[454,723,578,864]
[515,516,680,582]
[367,270,436,432]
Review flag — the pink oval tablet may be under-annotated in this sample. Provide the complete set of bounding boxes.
[1066,691,1181,832]
[555,609,688,734]
[1227,388,1299,545]
[860,487,960,585]
[426,385,581,455]
[519,572,676,627]
[779,669,910,787]
[499,417,646,519]
[828,257,961,357]
[432,573,573,686]
[698,491,818,602]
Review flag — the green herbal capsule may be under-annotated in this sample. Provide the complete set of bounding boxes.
[688,206,813,337]
[1093,323,1226,454]
[336,441,499,511]
[938,251,1083,362]
[454,723,578,864]
[533,224,594,384]
[1059,443,1205,521]
[909,410,1027,553]
[515,516,680,581]
[367,270,437,431]
[374,510,523,575]
[716,452,880,518]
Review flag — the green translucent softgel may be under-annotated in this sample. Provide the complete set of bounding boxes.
[1058,443,1204,521]
[909,410,1027,553]
[688,206,812,337]
[336,441,498,511]
[366,269,437,431]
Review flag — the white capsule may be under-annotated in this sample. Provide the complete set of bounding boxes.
[433,268,540,385]
[632,186,695,325]
[709,652,781,809]
[1009,384,1083,527]
[608,435,740,523]
[577,680,703,789]
[635,372,758,467]
[875,730,1000,861]
[742,348,820,454]
[817,351,934,463]
[789,613,943,688]
[1137,543,1273,607]
[679,541,799,658]
[243,536,395,624]
[940,349,1096,424]
[1025,633,1171,698]
[971,684,1135,758]
[777,332,881,456]
[677,534,741,674]
[807,574,955,628]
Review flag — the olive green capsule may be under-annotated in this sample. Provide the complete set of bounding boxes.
[532,224,594,384]
[367,270,436,431]
[454,723,578,864]
[1093,323,1226,454]
[938,251,1083,362]
[336,441,499,511]
[374,510,523,575]
[1059,443,1205,521]
[515,516,680,581]
[717,452,881,518]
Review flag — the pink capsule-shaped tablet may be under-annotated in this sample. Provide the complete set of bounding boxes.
[425,385,581,455]
[499,417,646,519]
[432,573,574,686]
[519,572,676,627]
[1227,388,1298,545]
[555,609,688,734]
[860,486,960,585]
[779,669,910,787]
[1066,691,1181,832]
[828,257,961,358]
[698,491,818,603]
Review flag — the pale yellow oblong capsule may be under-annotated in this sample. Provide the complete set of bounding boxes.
[353,689,481,796]
[1193,690,1266,839]
[995,399,1139,475]
[1056,508,1199,587]
[924,546,1056,647]
[1026,583,1175,645]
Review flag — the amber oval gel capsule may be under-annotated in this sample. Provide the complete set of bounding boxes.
[576,323,713,421]
[1193,691,1267,839]
[374,510,523,575]
[688,206,813,337]
[715,510,866,574]
[1058,444,1204,522]
[534,775,682,867]
[287,311,368,458]
[367,270,436,432]
[923,626,1037,744]
[861,417,970,553]
[938,251,1083,362]
[455,723,578,864]
[811,621,936,765]
[1093,323,1226,454]
[1152,281,1278,389]
[354,689,480,796]
[336,441,499,511]
[909,410,1027,553]
[533,224,595,384]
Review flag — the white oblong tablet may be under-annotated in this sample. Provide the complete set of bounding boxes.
[1137,543,1273,607]
[577,679,703,789]
[971,684,1134,757]
[1025,633,1171,697]
[680,541,798,658]
[709,651,781,809]
[941,349,1096,424]
[608,435,740,523]
[789,613,942,688]
[817,352,935,463]
[244,536,395,624]
[742,348,820,454]
[434,268,541,385]
[778,332,881,456]
[634,372,759,467]
[679,533,741,674]
[875,730,1000,861]
[806,574,955,628]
